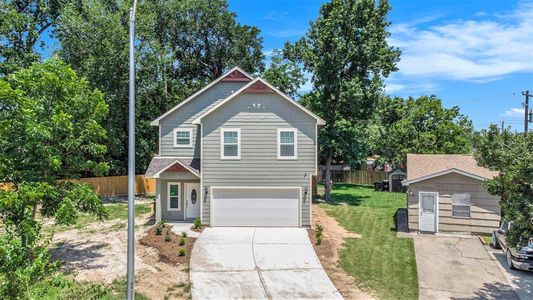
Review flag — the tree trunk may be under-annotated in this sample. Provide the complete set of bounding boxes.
[324,150,333,202]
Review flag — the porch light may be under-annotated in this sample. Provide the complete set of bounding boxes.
[204,187,209,203]
[303,186,309,202]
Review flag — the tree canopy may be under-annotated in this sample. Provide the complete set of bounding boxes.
[373,95,474,167]
[285,0,400,200]
[475,127,533,247]
[55,0,265,174]
[0,0,64,75]
[0,59,109,298]
[262,50,306,98]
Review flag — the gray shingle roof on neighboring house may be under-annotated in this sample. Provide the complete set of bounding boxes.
[145,157,200,178]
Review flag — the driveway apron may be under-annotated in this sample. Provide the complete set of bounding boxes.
[413,234,518,299]
[190,227,342,300]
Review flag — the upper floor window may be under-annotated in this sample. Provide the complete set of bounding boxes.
[173,128,192,148]
[221,128,241,159]
[277,128,297,159]
[452,193,470,218]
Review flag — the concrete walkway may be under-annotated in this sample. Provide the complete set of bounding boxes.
[413,234,518,299]
[190,227,342,300]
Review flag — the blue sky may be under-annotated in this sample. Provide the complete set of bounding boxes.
[229,0,533,132]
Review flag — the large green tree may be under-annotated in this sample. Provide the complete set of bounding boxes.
[475,126,533,247]
[285,0,400,200]
[0,58,108,298]
[55,0,265,174]
[0,0,65,75]
[262,50,305,98]
[374,95,474,167]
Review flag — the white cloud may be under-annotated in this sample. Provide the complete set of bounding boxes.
[503,108,525,117]
[390,1,533,82]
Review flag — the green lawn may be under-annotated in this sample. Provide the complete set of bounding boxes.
[30,273,149,300]
[320,184,418,300]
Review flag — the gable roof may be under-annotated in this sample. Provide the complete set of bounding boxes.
[145,157,200,178]
[150,67,253,126]
[191,77,326,125]
[403,154,498,185]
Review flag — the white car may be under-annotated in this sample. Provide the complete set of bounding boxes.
[491,221,533,271]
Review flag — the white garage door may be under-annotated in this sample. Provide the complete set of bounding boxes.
[211,187,300,227]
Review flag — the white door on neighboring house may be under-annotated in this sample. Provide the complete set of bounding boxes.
[185,183,200,219]
[419,192,438,232]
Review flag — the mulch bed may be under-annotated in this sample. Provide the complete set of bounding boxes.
[139,225,196,265]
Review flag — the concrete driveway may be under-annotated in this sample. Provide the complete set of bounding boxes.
[413,235,518,299]
[487,247,533,300]
[190,227,342,300]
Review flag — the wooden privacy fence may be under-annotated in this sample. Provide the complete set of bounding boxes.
[319,169,389,185]
[1,175,156,197]
[78,175,156,197]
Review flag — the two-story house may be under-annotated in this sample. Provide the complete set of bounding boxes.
[145,67,325,227]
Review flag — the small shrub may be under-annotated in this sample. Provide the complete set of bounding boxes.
[193,218,202,229]
[179,237,186,246]
[179,248,186,257]
[181,231,187,238]
[165,229,171,242]
[155,220,165,235]
[315,224,324,245]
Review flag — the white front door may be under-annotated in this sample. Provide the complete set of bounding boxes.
[419,192,438,232]
[185,183,200,219]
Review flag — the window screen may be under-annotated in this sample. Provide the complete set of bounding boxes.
[279,130,296,158]
[452,193,470,218]
[223,131,239,157]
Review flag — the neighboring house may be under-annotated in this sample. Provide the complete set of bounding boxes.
[403,154,500,235]
[145,67,325,227]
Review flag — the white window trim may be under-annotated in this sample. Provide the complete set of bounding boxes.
[277,128,298,160]
[451,193,471,218]
[173,128,193,148]
[220,128,241,160]
[167,182,181,211]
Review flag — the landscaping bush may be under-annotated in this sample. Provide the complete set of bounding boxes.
[155,220,165,235]
[193,218,202,229]
[315,224,324,245]
[181,231,187,238]
[179,238,186,246]
[164,229,171,242]
[179,248,186,257]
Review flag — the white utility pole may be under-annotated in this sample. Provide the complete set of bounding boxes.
[127,0,138,299]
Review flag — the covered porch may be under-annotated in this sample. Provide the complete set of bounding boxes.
[145,157,201,222]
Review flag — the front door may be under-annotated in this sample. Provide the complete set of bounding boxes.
[419,192,438,232]
[185,183,200,219]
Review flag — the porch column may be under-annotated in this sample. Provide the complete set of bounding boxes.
[155,180,162,222]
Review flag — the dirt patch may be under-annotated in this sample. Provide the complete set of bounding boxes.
[139,225,196,265]
[310,204,375,300]
[51,214,192,299]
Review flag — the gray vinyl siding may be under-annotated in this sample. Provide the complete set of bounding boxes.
[158,177,200,222]
[407,173,501,234]
[159,82,246,157]
[201,93,317,226]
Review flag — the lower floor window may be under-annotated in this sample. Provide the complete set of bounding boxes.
[452,193,470,218]
[168,183,180,210]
